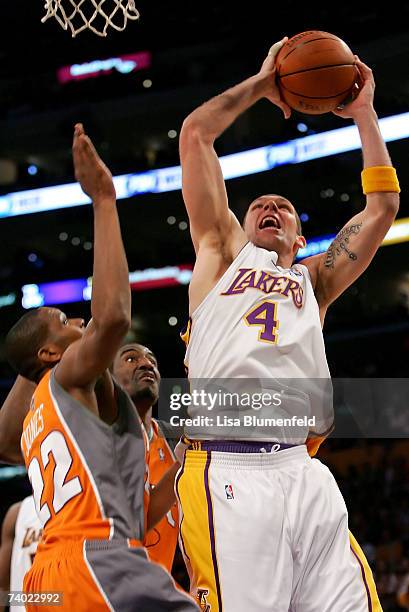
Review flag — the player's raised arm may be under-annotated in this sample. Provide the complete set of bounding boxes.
[146,462,180,532]
[179,38,290,256]
[304,58,400,314]
[56,125,131,390]
[0,376,36,465]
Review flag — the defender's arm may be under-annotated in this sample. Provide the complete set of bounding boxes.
[56,125,131,390]
[146,462,180,532]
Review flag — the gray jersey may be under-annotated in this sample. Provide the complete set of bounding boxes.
[22,369,198,611]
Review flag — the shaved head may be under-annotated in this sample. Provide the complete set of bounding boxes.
[5,310,50,381]
[112,343,160,406]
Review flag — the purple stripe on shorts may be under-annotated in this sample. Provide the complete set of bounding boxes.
[178,517,190,562]
[174,457,185,505]
[175,458,190,562]
[204,451,223,611]
[350,545,372,612]
[199,440,298,453]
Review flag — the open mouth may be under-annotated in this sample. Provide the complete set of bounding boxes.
[259,215,281,230]
[138,373,156,383]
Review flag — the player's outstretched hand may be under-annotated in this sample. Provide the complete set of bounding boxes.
[73,123,116,203]
[332,57,375,120]
[259,37,292,119]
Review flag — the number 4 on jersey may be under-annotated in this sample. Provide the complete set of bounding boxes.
[244,300,279,343]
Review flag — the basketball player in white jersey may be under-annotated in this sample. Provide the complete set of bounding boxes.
[0,496,42,612]
[176,38,399,611]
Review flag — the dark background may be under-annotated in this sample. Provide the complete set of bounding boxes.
[0,1,408,609]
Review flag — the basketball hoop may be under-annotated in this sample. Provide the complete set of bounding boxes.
[42,0,140,37]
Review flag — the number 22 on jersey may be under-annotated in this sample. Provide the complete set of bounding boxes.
[244,299,280,344]
[27,431,82,526]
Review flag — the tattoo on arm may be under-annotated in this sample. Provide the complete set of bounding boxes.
[324,222,362,269]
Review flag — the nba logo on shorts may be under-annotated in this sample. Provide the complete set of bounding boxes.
[158,448,165,461]
[225,484,234,499]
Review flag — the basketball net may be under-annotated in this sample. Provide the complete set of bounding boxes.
[42,0,140,37]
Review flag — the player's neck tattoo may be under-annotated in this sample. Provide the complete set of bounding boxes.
[324,222,362,269]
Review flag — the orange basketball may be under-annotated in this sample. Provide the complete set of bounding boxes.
[276,31,358,115]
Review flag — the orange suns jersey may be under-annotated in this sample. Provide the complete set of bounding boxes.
[141,419,151,539]
[144,419,179,572]
[21,369,147,549]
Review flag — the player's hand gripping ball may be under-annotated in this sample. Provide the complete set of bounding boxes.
[275,31,358,115]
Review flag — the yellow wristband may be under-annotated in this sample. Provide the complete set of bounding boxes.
[361,166,400,195]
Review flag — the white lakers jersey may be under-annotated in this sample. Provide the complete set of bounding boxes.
[184,242,333,442]
[10,496,42,609]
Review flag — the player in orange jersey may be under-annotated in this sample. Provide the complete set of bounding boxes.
[112,343,179,573]
[3,125,197,612]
